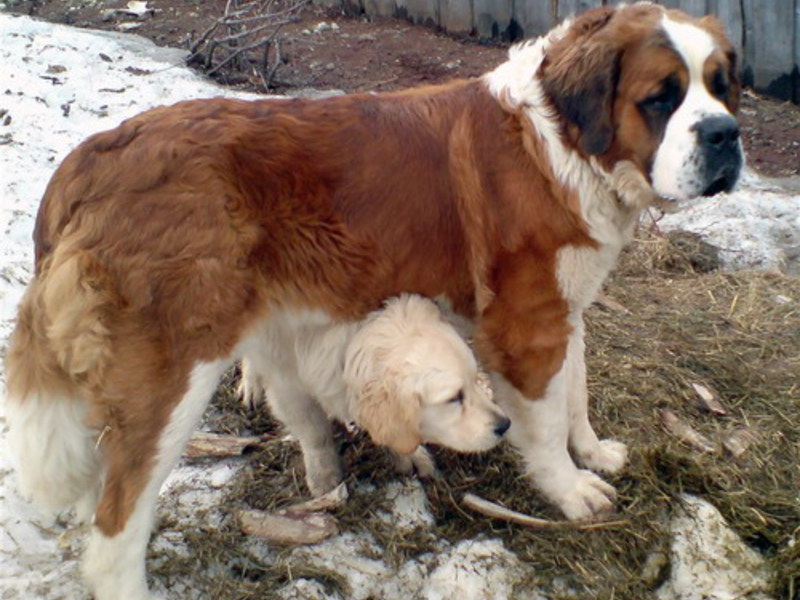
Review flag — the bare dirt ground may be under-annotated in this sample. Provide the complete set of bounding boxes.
[6,0,799,178]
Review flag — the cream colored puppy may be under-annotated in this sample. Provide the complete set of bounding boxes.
[239,294,510,495]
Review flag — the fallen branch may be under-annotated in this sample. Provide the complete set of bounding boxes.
[239,510,338,545]
[283,483,348,513]
[462,493,625,530]
[184,431,264,458]
[660,409,716,453]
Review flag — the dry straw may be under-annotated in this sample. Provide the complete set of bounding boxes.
[153,229,799,599]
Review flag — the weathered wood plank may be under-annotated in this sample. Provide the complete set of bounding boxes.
[676,0,708,17]
[712,0,744,54]
[745,0,795,100]
[474,0,513,39]
[396,0,440,27]
[440,0,474,35]
[795,0,800,102]
[556,0,603,21]
[362,0,397,18]
[513,0,556,40]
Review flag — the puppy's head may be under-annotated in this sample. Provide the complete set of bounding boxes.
[344,295,509,456]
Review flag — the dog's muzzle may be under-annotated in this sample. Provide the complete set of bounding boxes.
[695,114,743,196]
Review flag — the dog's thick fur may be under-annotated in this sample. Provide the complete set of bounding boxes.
[5,3,742,598]
[238,294,509,495]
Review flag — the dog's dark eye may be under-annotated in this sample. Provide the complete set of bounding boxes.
[711,69,729,101]
[448,390,464,405]
[639,76,681,114]
[641,89,676,113]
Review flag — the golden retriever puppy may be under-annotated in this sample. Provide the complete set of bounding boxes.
[239,294,510,495]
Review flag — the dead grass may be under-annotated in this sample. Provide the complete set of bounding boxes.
[153,229,800,599]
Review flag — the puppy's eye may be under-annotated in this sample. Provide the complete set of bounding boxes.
[448,390,464,405]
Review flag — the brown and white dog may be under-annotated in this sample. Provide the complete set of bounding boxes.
[5,3,742,598]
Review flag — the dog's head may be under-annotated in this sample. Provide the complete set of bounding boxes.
[491,2,743,203]
[344,295,510,456]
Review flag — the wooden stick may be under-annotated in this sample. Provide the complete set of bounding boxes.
[660,409,716,453]
[183,431,264,458]
[282,483,348,513]
[239,510,338,545]
[462,493,625,530]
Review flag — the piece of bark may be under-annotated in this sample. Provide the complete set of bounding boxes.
[660,409,716,453]
[284,483,349,513]
[690,383,728,416]
[239,510,338,545]
[594,291,630,313]
[184,431,264,458]
[722,427,760,458]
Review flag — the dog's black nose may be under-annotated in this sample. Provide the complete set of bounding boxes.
[695,115,740,150]
[494,417,511,437]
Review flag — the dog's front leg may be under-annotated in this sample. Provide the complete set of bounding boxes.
[477,269,618,521]
[565,318,627,475]
[492,371,617,521]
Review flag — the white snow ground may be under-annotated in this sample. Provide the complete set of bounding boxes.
[0,12,794,599]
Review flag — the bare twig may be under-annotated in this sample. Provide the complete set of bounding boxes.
[462,493,625,530]
[187,0,308,88]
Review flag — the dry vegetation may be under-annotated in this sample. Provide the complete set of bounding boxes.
[151,228,800,599]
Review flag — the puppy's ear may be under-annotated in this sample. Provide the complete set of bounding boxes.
[540,8,620,156]
[350,377,422,456]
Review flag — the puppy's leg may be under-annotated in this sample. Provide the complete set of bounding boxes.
[566,322,627,474]
[266,385,342,496]
[82,360,227,600]
[492,371,616,522]
[390,446,438,479]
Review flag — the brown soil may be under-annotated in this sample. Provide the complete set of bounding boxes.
[5,0,799,177]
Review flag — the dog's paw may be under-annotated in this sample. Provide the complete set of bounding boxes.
[544,469,617,522]
[305,458,344,497]
[237,361,265,410]
[392,447,439,479]
[576,439,628,475]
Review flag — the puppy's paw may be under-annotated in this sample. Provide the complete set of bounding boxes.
[305,458,344,497]
[576,439,628,475]
[543,469,617,522]
[237,361,265,410]
[392,447,439,479]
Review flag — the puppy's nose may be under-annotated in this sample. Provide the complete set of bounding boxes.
[494,417,511,437]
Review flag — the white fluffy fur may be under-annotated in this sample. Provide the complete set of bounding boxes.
[239,295,509,495]
[6,392,102,523]
[82,360,229,600]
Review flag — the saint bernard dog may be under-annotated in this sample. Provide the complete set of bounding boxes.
[5,2,742,598]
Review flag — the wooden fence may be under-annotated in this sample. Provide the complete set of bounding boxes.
[315,0,800,103]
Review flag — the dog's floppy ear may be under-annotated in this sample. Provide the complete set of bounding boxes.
[350,376,422,456]
[540,8,620,156]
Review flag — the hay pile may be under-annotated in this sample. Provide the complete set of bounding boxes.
[154,229,799,600]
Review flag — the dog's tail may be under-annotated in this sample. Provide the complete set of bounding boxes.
[5,250,116,520]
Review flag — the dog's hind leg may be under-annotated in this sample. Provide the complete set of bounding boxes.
[82,360,228,600]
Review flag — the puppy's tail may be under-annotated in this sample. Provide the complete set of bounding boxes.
[4,250,115,520]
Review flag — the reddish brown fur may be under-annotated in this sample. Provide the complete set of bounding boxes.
[14,80,595,534]
[6,3,740,540]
